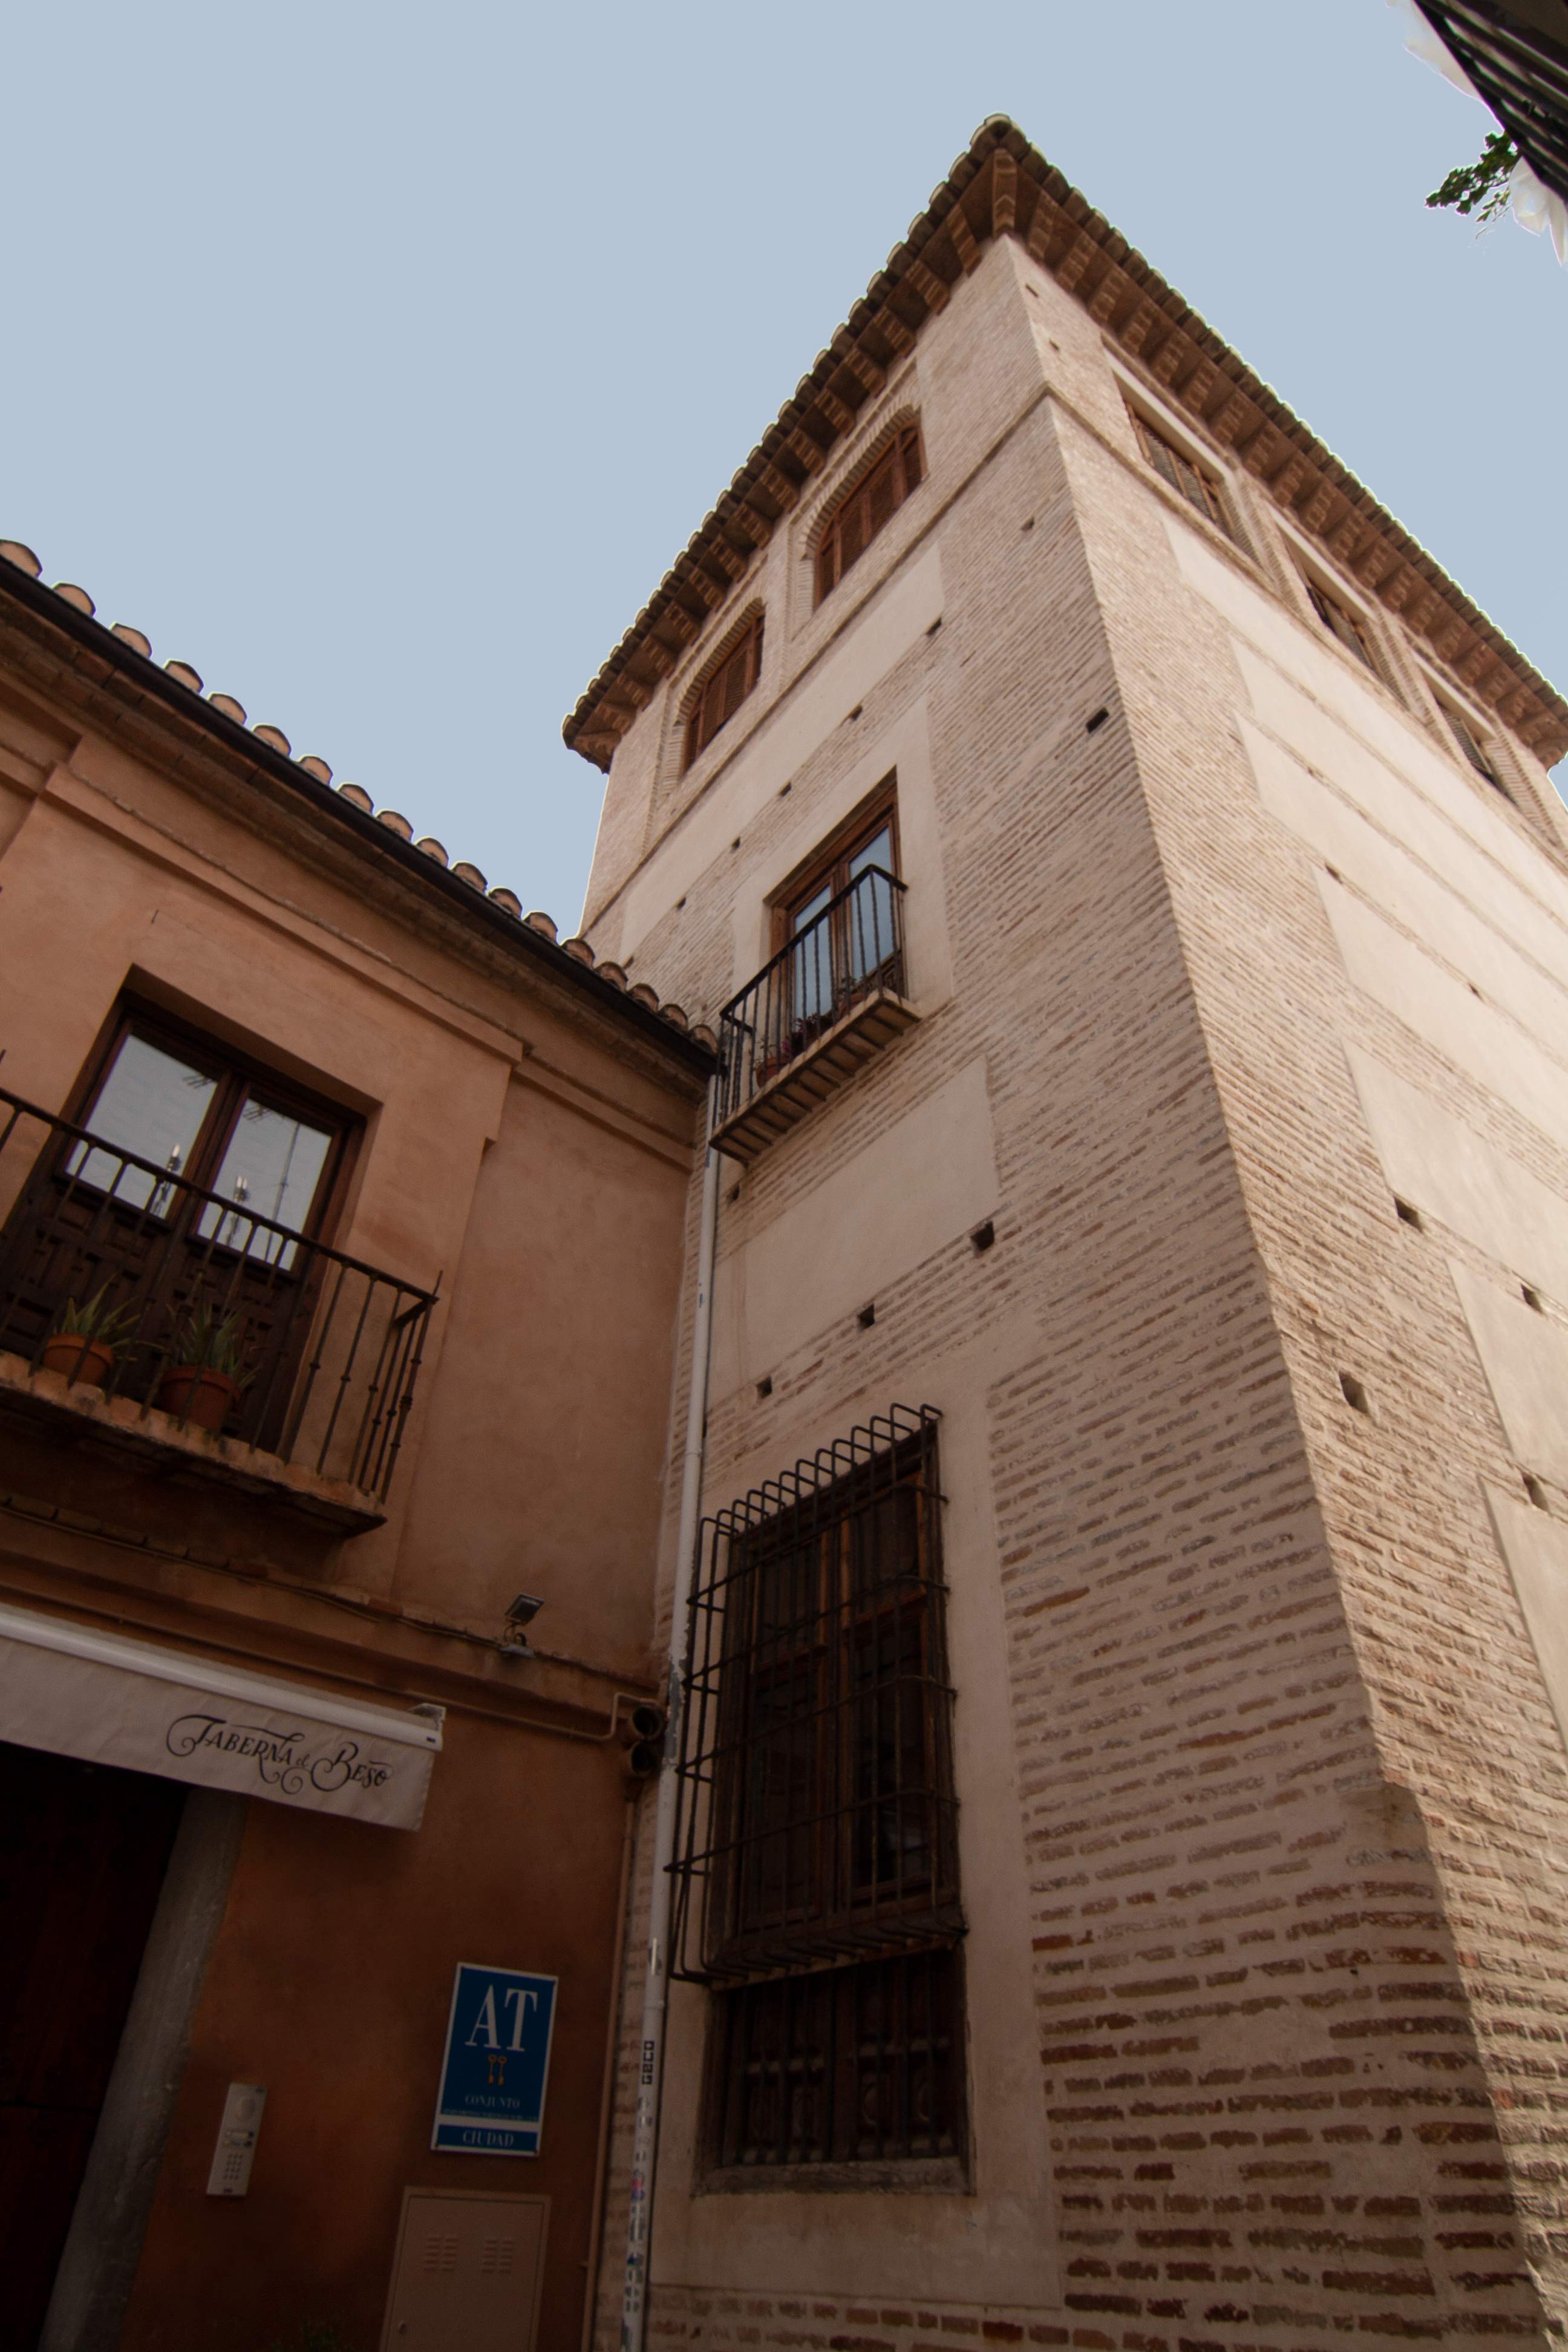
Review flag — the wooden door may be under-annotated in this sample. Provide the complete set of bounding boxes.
[0,1741,184,2350]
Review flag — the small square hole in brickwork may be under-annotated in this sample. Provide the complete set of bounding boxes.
[971,1220,996,1254]
[778,780,791,797]
[1022,516,1035,532]
[926,618,942,638]
[1523,1284,1545,1313]
[1394,1198,1423,1230]
[1085,707,1109,734]
[727,1183,742,1206]
[1325,864,1341,882]
[848,705,862,722]
[1338,1371,1371,1417]
[756,1376,773,1400]
[1525,1472,1550,1511]
[857,1302,876,1329]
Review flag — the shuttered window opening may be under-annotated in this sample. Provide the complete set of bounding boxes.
[1442,702,1512,799]
[670,1405,966,2172]
[1131,410,1235,541]
[1305,577,1379,674]
[684,613,764,771]
[814,426,925,607]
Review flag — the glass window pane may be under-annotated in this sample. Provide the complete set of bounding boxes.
[789,921,834,1027]
[848,825,892,879]
[65,1034,218,1213]
[791,883,832,936]
[845,834,897,984]
[197,1098,333,1266]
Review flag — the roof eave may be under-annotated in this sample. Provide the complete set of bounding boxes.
[0,557,716,1077]
[563,115,1568,774]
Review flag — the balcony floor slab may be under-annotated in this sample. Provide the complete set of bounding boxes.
[711,988,920,1163]
[0,1351,387,1535]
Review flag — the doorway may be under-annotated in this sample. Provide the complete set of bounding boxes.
[0,1739,186,2351]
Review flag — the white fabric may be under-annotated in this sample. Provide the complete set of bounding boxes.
[0,1600,442,1830]
[1390,0,1486,97]
[1511,154,1568,263]
[1388,0,1567,261]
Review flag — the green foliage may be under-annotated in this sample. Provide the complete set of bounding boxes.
[168,1298,253,1382]
[1427,129,1520,226]
[52,1284,139,1347]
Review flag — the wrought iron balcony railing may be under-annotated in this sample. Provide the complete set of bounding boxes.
[713,867,916,1158]
[0,1082,436,1503]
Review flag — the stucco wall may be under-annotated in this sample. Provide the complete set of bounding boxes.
[0,632,706,2346]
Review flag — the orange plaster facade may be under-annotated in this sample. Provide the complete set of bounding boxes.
[0,563,711,2349]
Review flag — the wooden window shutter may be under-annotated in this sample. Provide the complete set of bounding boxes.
[684,613,765,771]
[812,423,926,610]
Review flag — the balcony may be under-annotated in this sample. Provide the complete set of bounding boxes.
[0,1083,436,1531]
[711,867,918,1161]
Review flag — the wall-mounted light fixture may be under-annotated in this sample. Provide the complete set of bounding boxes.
[499,1592,544,1659]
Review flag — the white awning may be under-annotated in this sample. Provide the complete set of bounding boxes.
[0,1601,442,1831]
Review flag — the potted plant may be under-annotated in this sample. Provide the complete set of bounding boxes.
[155,1301,253,1434]
[39,1286,139,1388]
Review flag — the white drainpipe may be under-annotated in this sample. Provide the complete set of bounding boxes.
[619,1121,720,2352]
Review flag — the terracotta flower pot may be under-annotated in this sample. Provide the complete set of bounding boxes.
[39,1334,114,1388]
[155,1366,237,1434]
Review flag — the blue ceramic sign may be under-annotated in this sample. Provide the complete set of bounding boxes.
[431,1962,558,2155]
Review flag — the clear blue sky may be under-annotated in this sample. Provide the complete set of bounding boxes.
[8,1,1564,930]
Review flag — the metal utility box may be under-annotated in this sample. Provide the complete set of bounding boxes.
[379,2189,548,2352]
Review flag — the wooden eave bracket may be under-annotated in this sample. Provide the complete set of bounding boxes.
[561,116,1568,769]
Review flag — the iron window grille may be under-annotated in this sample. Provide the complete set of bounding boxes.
[706,1944,965,2171]
[684,613,764,771]
[814,425,924,607]
[673,1406,965,2172]
[1130,409,1236,542]
[669,1405,961,1988]
[1305,577,1379,674]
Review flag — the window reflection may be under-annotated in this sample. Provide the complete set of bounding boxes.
[67,1036,218,1214]
[62,1025,338,1268]
[786,820,898,1024]
[846,826,895,985]
[789,881,834,1025]
[197,1102,333,1267]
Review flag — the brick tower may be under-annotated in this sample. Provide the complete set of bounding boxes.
[565,117,1568,2352]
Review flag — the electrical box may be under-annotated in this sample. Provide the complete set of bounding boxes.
[206,2083,266,2198]
[379,2189,547,2352]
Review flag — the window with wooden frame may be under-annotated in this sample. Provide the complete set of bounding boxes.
[669,1406,966,2177]
[773,790,903,1016]
[0,1005,358,1448]
[62,1008,353,1263]
[814,424,924,607]
[1304,575,1379,674]
[1129,408,1236,542]
[684,613,765,771]
[1440,699,1512,799]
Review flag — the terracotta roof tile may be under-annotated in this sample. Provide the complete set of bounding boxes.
[0,540,713,1061]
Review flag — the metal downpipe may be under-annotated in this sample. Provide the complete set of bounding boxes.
[619,1116,720,2352]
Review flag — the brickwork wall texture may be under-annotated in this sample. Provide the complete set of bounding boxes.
[579,229,1568,2352]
